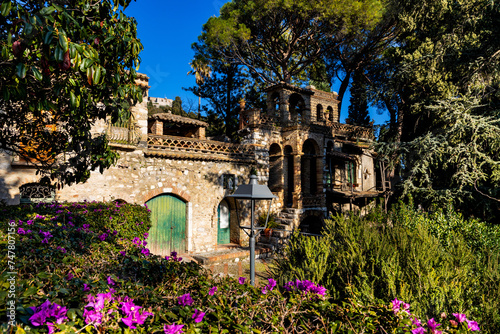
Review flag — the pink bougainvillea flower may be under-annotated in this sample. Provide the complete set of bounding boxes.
[29,300,68,328]
[164,323,184,334]
[412,317,422,327]
[267,278,277,291]
[427,318,441,332]
[83,284,91,292]
[120,299,139,316]
[452,313,467,323]
[467,320,480,331]
[310,285,327,296]
[411,327,427,334]
[209,286,217,296]
[83,308,103,325]
[177,293,194,306]
[391,298,402,314]
[191,309,205,323]
[238,277,246,284]
[121,308,153,329]
[107,276,116,286]
[141,248,150,256]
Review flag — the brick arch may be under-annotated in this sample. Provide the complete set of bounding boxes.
[142,186,191,204]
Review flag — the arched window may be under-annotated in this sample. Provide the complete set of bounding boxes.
[289,93,305,124]
[316,104,323,122]
[327,106,334,122]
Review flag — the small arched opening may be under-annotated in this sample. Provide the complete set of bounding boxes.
[299,215,323,235]
[289,93,305,124]
[327,106,334,122]
[271,92,281,116]
[301,139,320,195]
[268,143,283,192]
[284,145,294,207]
[316,104,323,122]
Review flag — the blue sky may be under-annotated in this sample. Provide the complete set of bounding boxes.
[125,0,387,125]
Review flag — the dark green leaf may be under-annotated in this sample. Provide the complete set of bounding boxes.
[16,63,27,78]
[0,1,11,16]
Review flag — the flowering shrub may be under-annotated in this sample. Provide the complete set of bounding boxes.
[0,202,487,333]
[391,298,481,333]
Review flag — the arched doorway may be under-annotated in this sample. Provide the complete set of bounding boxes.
[146,194,186,255]
[268,143,282,192]
[284,145,294,207]
[299,215,323,235]
[217,200,231,244]
[301,139,319,195]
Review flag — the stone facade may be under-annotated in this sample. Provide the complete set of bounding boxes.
[0,76,382,254]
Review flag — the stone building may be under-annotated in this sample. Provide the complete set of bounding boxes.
[0,75,383,255]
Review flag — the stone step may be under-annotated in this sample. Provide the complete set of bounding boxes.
[282,208,299,214]
[191,245,272,265]
[276,218,294,226]
[271,228,292,238]
[278,212,296,220]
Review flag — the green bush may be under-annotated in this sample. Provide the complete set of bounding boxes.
[271,205,500,333]
[0,202,487,333]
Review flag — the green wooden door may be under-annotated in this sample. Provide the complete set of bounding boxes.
[146,194,186,255]
[217,201,230,244]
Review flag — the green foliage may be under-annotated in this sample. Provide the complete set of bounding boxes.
[0,0,143,186]
[257,211,279,229]
[271,204,500,333]
[0,201,442,334]
[201,0,384,85]
[370,0,500,222]
[347,69,371,126]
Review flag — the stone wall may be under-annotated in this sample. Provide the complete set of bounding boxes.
[53,148,260,253]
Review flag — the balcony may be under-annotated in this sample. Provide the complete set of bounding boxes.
[146,135,255,162]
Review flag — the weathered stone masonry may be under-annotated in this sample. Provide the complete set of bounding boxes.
[0,75,384,254]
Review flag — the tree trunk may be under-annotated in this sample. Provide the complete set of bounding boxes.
[336,71,352,115]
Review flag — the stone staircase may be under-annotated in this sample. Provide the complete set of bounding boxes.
[257,208,299,252]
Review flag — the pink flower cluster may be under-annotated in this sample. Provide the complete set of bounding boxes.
[261,278,277,294]
[83,291,153,329]
[283,279,327,296]
[165,251,182,262]
[391,298,480,333]
[29,300,68,334]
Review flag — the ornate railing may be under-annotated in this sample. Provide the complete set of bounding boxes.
[147,135,255,162]
[19,183,55,204]
[329,122,373,140]
[302,195,324,208]
[259,114,280,128]
[106,120,141,146]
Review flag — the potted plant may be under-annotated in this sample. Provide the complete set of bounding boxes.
[258,211,279,237]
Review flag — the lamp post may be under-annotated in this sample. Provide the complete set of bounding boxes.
[228,174,277,286]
